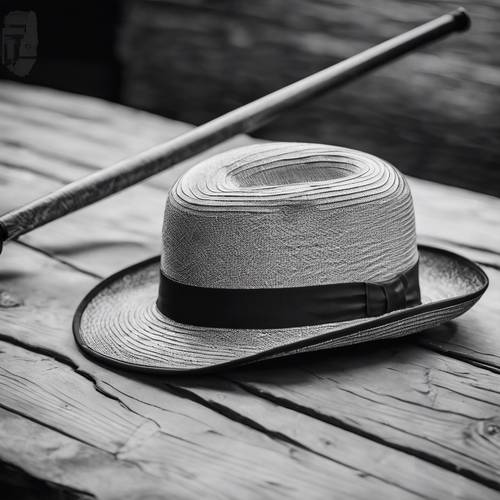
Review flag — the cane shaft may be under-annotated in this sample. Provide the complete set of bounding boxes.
[0,9,469,246]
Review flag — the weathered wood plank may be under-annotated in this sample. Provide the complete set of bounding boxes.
[0,407,187,500]
[1,240,500,494]
[229,345,500,484]
[1,332,477,500]
[4,340,426,500]
[1,82,500,496]
[142,376,500,499]
[0,81,260,190]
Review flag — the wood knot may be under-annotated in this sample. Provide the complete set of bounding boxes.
[476,418,500,444]
[485,423,500,437]
[0,290,23,308]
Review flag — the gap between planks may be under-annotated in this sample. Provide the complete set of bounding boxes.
[2,160,500,489]
[0,339,457,500]
[0,336,499,500]
[2,83,500,495]
[1,267,500,496]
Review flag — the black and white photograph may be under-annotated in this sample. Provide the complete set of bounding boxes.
[0,1,499,498]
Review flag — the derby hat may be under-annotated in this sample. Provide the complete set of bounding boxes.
[74,143,488,373]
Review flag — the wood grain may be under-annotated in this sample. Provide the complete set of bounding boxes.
[119,0,500,196]
[1,82,500,498]
[4,339,428,500]
[0,407,186,500]
[1,241,500,497]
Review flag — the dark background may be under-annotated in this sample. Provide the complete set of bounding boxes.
[1,0,499,196]
[0,0,121,100]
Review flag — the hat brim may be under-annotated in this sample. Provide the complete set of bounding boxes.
[73,245,488,373]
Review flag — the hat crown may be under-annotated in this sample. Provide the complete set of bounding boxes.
[161,143,418,289]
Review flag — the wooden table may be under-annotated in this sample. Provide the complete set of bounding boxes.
[1,82,499,500]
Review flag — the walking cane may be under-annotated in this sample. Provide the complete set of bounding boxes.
[0,9,470,252]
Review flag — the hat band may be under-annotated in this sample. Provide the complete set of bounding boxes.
[156,262,421,329]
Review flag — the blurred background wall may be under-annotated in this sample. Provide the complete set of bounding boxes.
[1,0,499,196]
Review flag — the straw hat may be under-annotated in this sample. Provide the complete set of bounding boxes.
[74,143,488,373]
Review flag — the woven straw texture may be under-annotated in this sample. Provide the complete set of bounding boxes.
[162,143,418,288]
[74,143,488,373]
